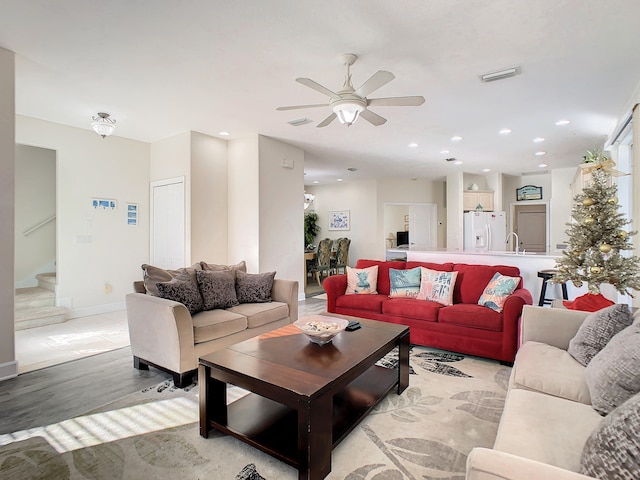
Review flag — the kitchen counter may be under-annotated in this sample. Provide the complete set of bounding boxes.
[385,248,588,304]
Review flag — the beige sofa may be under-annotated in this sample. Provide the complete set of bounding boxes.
[126,277,298,387]
[466,304,636,480]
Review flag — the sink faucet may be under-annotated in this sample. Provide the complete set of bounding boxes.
[506,232,519,254]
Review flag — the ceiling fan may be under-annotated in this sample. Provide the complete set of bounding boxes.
[277,54,425,127]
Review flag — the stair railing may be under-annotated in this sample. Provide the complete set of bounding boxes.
[23,214,56,236]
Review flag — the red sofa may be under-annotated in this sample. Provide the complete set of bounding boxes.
[323,259,533,363]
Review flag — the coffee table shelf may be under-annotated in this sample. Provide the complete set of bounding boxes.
[206,363,398,467]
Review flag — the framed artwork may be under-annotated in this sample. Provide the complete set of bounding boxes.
[127,203,138,226]
[404,214,409,222]
[404,223,409,231]
[516,185,543,201]
[328,210,350,231]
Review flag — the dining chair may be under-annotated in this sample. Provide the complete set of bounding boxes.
[310,238,333,287]
[331,237,351,274]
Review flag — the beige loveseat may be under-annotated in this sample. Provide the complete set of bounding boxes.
[466,304,638,480]
[126,264,298,387]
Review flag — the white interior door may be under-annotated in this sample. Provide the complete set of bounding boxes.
[409,204,437,247]
[151,177,185,269]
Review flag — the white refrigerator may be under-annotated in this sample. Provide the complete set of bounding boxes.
[464,211,507,252]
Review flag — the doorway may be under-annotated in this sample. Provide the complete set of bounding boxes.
[151,177,186,269]
[383,203,438,250]
[511,203,548,253]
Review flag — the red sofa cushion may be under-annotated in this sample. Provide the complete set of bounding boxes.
[453,264,521,304]
[335,293,387,313]
[438,304,504,332]
[355,259,406,296]
[405,261,454,272]
[382,298,442,322]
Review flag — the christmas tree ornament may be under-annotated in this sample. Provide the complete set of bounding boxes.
[599,243,612,253]
[607,197,618,205]
[590,266,602,274]
[582,197,595,206]
[619,230,628,238]
[583,216,594,225]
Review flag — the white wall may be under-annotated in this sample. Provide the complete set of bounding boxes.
[15,144,56,286]
[550,167,576,254]
[0,47,16,380]
[446,172,464,250]
[16,115,150,317]
[191,132,228,264]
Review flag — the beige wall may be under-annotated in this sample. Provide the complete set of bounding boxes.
[16,116,150,316]
[0,47,16,380]
[14,145,56,286]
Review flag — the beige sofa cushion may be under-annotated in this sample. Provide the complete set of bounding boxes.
[192,309,247,344]
[494,389,602,472]
[511,341,591,404]
[228,301,290,328]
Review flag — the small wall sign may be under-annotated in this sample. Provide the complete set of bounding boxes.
[516,185,543,201]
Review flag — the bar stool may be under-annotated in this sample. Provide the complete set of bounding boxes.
[537,269,568,306]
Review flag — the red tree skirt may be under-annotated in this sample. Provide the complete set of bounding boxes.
[563,293,615,312]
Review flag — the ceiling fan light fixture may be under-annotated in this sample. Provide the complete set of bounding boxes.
[91,112,116,138]
[332,100,365,126]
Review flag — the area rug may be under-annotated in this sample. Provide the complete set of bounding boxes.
[0,347,510,479]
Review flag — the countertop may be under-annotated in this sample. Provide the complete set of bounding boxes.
[386,247,560,260]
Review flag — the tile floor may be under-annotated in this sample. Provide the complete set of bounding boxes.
[15,297,328,374]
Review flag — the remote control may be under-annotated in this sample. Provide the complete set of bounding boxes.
[346,320,361,331]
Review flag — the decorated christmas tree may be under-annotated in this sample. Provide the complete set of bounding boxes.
[552,152,640,296]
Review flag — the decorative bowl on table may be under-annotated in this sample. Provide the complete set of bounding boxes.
[294,316,349,346]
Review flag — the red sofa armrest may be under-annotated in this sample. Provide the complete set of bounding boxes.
[500,288,534,361]
[323,274,347,312]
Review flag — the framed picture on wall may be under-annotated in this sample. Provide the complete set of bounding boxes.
[329,210,350,231]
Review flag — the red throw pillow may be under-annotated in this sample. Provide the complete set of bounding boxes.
[563,293,615,312]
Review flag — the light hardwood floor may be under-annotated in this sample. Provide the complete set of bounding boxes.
[1,297,327,435]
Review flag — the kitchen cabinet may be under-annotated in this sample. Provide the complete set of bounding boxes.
[463,190,494,211]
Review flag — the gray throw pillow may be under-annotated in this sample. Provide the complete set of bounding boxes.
[156,270,204,315]
[142,262,201,296]
[585,324,640,415]
[568,303,632,366]
[236,270,276,304]
[196,269,239,310]
[200,260,247,279]
[580,391,640,479]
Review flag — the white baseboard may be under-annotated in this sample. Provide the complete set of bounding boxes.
[0,360,18,382]
[67,301,126,319]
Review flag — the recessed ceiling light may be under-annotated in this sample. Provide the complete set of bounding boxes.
[313,181,319,184]
[538,163,548,168]
[454,160,463,165]
[337,178,343,182]
[499,129,512,135]
[555,119,571,126]
[219,131,230,136]
[451,135,463,142]
[533,137,546,143]
[440,149,450,154]
[482,168,491,172]
[408,143,418,148]
[535,151,547,156]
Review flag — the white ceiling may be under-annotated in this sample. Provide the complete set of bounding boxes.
[2,1,640,185]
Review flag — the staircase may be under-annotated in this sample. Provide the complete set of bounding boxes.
[15,273,68,330]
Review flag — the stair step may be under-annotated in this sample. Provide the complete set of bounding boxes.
[15,306,68,330]
[36,272,56,292]
[15,287,55,311]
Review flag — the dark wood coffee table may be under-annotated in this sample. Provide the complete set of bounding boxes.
[199,315,409,480]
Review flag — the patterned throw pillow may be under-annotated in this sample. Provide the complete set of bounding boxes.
[196,269,239,310]
[568,303,632,367]
[416,267,458,306]
[389,267,421,298]
[156,270,204,314]
[477,272,519,312]
[345,265,378,295]
[584,323,640,415]
[235,270,276,304]
[580,391,640,479]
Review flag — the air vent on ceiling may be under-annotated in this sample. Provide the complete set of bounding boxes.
[347,167,358,172]
[288,117,312,126]
[445,158,457,162]
[480,65,521,82]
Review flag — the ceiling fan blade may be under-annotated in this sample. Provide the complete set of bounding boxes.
[367,96,426,107]
[355,70,395,97]
[360,109,387,126]
[296,78,341,100]
[276,103,329,111]
[316,112,337,128]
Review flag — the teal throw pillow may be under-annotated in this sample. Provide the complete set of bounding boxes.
[389,267,422,298]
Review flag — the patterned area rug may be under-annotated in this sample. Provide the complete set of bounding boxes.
[0,346,510,479]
